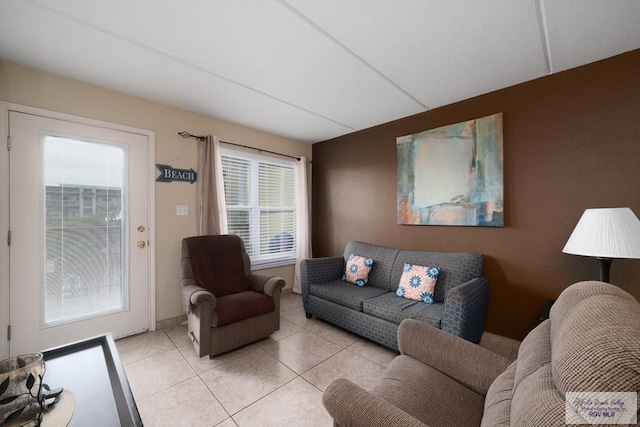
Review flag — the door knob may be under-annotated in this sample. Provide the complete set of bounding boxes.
[137,241,146,249]
[137,226,146,232]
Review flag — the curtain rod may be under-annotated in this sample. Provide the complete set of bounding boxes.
[178,131,301,161]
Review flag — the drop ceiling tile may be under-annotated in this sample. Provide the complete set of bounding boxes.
[285,0,549,109]
[542,0,640,72]
[2,0,639,144]
[27,0,425,130]
[0,0,351,142]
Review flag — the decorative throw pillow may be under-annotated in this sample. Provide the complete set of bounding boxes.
[396,263,440,303]
[342,254,374,287]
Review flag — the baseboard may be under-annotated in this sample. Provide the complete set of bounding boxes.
[156,314,186,330]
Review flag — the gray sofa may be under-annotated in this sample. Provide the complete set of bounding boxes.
[300,241,489,349]
[323,281,640,426]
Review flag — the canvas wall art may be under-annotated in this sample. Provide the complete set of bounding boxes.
[397,113,503,227]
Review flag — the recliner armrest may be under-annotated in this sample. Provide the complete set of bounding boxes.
[248,274,285,296]
[323,378,429,427]
[181,283,216,357]
[182,284,216,313]
[398,319,510,396]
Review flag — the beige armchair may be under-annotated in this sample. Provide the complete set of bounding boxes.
[323,281,640,426]
[180,235,285,358]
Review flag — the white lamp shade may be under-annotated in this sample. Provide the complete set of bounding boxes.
[563,208,640,259]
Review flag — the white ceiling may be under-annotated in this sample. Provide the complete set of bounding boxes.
[1,1,639,143]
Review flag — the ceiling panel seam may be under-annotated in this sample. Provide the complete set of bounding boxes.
[26,0,356,133]
[278,0,429,110]
[535,0,553,74]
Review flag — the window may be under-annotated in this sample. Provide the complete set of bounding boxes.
[221,149,296,268]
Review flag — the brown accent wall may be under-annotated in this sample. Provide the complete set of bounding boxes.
[311,49,640,340]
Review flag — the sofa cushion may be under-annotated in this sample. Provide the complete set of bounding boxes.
[481,363,515,427]
[363,293,442,328]
[344,241,399,290]
[402,302,444,326]
[509,364,565,427]
[310,280,389,311]
[215,291,275,327]
[373,355,485,427]
[549,282,640,396]
[513,321,551,391]
[454,328,565,427]
[392,250,483,302]
[342,254,374,286]
[395,263,440,303]
[363,293,416,324]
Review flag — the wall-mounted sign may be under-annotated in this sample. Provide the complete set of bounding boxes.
[155,164,197,184]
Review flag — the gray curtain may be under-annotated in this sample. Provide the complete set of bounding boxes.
[196,135,228,235]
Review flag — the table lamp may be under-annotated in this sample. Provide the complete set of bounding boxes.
[562,207,640,283]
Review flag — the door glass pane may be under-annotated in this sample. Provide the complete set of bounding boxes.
[44,136,126,325]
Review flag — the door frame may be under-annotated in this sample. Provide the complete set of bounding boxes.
[0,102,156,359]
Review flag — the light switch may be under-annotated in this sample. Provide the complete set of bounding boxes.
[176,205,188,216]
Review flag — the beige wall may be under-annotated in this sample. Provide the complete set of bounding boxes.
[0,59,312,323]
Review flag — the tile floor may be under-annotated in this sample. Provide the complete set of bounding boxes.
[116,291,519,427]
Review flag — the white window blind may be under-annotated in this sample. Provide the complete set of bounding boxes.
[221,149,296,268]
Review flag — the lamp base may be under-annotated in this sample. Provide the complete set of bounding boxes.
[597,257,612,283]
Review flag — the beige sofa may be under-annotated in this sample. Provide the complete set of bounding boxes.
[322,281,640,426]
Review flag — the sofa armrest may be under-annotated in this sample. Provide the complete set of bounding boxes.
[300,256,344,308]
[248,274,286,296]
[323,378,429,427]
[442,276,489,343]
[398,319,510,396]
[300,256,345,287]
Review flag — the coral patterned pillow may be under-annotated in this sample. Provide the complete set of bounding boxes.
[396,263,440,303]
[342,254,374,287]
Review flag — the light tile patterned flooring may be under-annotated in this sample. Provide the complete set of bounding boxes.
[116,292,518,427]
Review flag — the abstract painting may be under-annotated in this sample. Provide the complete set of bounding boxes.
[397,113,503,226]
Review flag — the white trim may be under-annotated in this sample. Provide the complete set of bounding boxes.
[0,104,9,359]
[0,102,156,355]
[2,103,154,137]
[252,256,296,270]
[147,128,157,332]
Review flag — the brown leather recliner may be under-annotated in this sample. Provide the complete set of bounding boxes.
[181,235,285,358]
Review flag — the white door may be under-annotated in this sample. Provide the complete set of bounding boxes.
[9,111,151,355]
